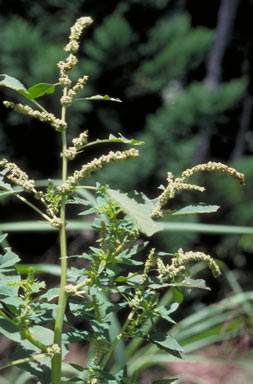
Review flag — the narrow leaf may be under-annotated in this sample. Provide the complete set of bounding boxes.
[170,204,220,216]
[86,133,144,147]
[77,94,122,102]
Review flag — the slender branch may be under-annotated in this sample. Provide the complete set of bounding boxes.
[30,98,48,114]
[16,194,52,223]
[0,352,49,372]
[99,309,136,370]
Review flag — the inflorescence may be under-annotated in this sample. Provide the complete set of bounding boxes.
[3,101,67,132]
[152,161,245,218]
[61,130,88,160]
[157,248,221,281]
[58,148,139,194]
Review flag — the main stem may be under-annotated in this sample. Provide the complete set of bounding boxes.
[51,90,68,384]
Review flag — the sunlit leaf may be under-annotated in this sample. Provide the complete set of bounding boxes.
[77,94,122,102]
[26,83,56,99]
[170,204,220,216]
[0,74,29,97]
[106,189,163,236]
[0,74,56,100]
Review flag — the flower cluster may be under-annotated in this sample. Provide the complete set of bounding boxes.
[152,162,245,218]
[181,162,245,185]
[58,54,78,89]
[58,148,139,194]
[157,248,221,281]
[140,248,156,285]
[64,17,93,54]
[58,17,92,92]
[62,130,88,160]
[0,158,35,192]
[3,101,67,131]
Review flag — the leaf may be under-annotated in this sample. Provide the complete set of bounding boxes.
[0,74,56,100]
[170,204,220,216]
[147,333,183,359]
[106,189,163,236]
[26,83,56,99]
[0,233,7,244]
[0,318,21,342]
[0,74,29,97]
[86,133,144,147]
[173,277,211,290]
[156,303,179,324]
[0,248,20,269]
[78,94,122,102]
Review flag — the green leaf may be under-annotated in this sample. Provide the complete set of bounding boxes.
[147,333,183,358]
[85,133,144,148]
[156,303,179,324]
[106,189,163,236]
[0,248,20,269]
[172,277,211,290]
[77,94,122,102]
[26,83,56,99]
[0,318,21,342]
[0,74,29,97]
[0,74,56,100]
[0,234,7,244]
[170,204,220,216]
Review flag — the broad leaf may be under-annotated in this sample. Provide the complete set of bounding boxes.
[0,248,20,269]
[156,303,179,324]
[170,204,220,216]
[0,74,56,100]
[147,332,183,359]
[26,83,56,99]
[106,189,163,236]
[0,74,29,97]
[77,94,122,102]
[0,318,21,342]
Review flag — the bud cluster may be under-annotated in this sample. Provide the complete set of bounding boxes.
[62,130,88,160]
[60,76,89,107]
[152,162,245,218]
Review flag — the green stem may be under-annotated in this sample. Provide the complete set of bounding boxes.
[99,309,136,370]
[31,98,48,113]
[0,310,48,352]
[51,89,68,384]
[16,194,52,222]
[0,352,49,372]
